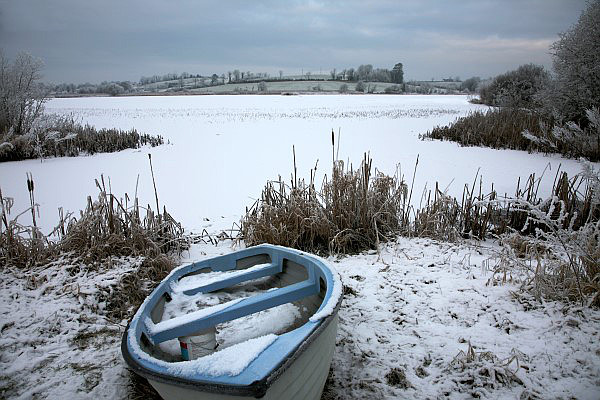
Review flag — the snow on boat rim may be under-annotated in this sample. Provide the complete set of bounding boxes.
[122,244,343,388]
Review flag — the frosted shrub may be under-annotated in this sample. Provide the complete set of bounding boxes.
[551,108,600,161]
[0,51,47,135]
[500,162,599,306]
[478,64,549,109]
[548,0,600,123]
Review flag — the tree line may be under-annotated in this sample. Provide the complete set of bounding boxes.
[328,63,404,84]
[45,62,407,96]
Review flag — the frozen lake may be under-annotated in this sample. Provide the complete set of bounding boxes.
[0,94,587,233]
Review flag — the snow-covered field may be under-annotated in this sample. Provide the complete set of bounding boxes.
[1,95,599,399]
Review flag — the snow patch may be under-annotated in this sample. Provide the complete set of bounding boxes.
[148,298,244,335]
[166,334,277,377]
[128,327,277,378]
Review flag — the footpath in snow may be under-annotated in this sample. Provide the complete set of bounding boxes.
[1,238,599,399]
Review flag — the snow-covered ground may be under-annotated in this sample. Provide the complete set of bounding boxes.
[329,239,600,399]
[1,239,599,399]
[1,95,599,399]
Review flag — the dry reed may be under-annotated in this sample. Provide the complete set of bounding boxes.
[423,108,600,161]
[240,144,599,306]
[241,150,409,254]
[0,116,164,162]
[423,108,554,153]
[59,175,187,265]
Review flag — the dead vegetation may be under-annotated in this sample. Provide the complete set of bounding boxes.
[1,175,185,270]
[241,145,408,254]
[423,108,552,152]
[0,155,189,322]
[0,115,165,162]
[422,107,600,162]
[477,160,599,307]
[385,367,412,389]
[448,342,528,398]
[241,135,599,306]
[60,175,186,264]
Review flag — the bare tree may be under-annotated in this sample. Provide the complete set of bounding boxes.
[0,51,47,135]
[356,64,373,81]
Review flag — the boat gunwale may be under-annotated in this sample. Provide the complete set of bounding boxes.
[121,244,342,398]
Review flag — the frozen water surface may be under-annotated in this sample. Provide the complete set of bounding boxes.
[0,94,586,234]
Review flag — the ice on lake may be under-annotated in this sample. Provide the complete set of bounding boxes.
[0,94,587,234]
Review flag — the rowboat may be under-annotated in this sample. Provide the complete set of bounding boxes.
[121,244,342,399]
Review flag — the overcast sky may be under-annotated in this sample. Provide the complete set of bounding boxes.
[0,0,588,83]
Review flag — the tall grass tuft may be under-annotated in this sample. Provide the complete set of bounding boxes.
[59,175,186,265]
[497,163,599,306]
[1,172,186,270]
[325,154,408,253]
[413,178,498,241]
[241,150,408,254]
[0,185,55,268]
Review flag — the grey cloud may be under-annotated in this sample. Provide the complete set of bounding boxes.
[0,0,588,82]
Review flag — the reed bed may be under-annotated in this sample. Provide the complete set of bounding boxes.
[413,181,497,242]
[0,177,57,268]
[241,144,599,305]
[59,175,186,265]
[423,108,554,153]
[1,158,189,321]
[495,163,600,306]
[0,115,164,162]
[1,175,185,270]
[423,107,600,161]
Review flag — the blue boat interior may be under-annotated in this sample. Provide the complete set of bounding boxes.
[133,245,332,367]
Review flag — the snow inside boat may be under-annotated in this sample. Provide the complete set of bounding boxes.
[121,244,342,399]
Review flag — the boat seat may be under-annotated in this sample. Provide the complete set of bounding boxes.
[177,262,282,296]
